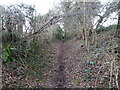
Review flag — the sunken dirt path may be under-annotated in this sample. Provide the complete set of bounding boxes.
[44,40,73,88]
[43,39,108,88]
[44,41,82,88]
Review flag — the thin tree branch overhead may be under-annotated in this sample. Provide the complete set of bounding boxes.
[24,12,82,39]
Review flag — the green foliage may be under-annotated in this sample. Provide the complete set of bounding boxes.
[84,73,91,80]
[93,53,99,59]
[55,26,65,40]
[1,4,53,87]
[86,85,91,88]
[96,24,117,34]
[96,25,107,34]
[2,32,21,44]
[107,24,117,29]
[97,25,105,29]
[2,45,16,64]
[84,69,92,80]
[2,33,51,79]
[22,39,52,80]
[89,61,96,64]
[85,69,92,73]
[54,26,69,42]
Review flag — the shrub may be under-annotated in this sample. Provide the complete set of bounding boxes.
[96,24,117,34]
[2,32,21,44]
[55,26,64,40]
[2,45,16,64]
[96,25,106,34]
[54,26,69,42]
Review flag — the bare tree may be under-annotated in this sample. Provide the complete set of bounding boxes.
[116,1,120,88]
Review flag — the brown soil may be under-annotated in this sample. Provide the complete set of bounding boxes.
[44,38,111,88]
[2,38,115,88]
[44,39,84,88]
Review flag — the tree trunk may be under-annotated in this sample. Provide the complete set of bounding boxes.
[116,1,120,88]
[5,15,13,42]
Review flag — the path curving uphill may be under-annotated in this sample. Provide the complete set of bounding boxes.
[44,40,70,88]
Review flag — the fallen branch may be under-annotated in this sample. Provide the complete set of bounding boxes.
[23,12,82,39]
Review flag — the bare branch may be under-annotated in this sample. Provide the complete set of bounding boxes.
[24,12,82,39]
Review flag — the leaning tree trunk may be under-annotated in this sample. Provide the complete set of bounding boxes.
[83,1,88,47]
[116,1,120,88]
[5,15,13,42]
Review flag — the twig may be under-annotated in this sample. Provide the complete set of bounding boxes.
[95,66,103,87]
[23,12,82,39]
[109,60,113,88]
[115,66,120,90]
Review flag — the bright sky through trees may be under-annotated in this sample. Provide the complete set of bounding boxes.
[0,0,118,26]
[0,0,60,15]
[0,0,116,15]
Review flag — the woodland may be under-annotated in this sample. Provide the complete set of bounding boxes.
[0,0,120,89]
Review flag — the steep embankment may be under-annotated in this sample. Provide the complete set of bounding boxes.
[44,39,83,88]
[44,41,67,88]
[44,32,117,88]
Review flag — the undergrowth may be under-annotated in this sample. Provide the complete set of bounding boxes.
[2,32,52,88]
[54,26,69,42]
[83,25,119,88]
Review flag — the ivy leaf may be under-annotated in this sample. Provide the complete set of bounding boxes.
[11,57,16,61]
[86,85,91,88]
[2,51,9,62]
[89,61,95,65]
[84,73,90,79]
[93,53,99,59]
[10,48,16,50]
[85,69,92,73]
[6,59,11,65]
[2,54,8,62]
[98,48,102,51]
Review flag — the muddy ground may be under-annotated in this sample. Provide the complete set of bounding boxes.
[43,39,112,88]
[44,40,87,88]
